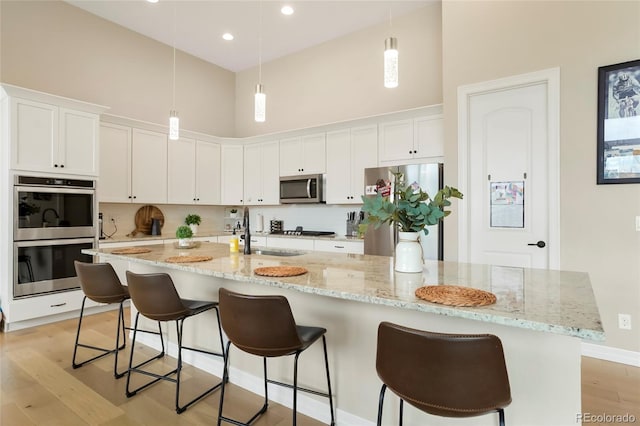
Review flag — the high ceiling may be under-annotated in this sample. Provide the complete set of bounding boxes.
[66,1,430,72]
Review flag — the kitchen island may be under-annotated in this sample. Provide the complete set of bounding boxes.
[86,242,604,425]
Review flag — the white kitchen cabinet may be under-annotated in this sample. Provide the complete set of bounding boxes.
[168,138,221,205]
[279,133,326,176]
[313,239,364,254]
[10,97,102,176]
[221,144,244,205]
[378,116,443,165]
[131,129,167,204]
[266,237,314,250]
[100,124,167,204]
[326,125,378,204]
[244,141,279,205]
[99,123,132,202]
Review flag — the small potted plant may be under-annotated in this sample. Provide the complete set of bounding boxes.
[176,225,193,247]
[229,208,238,219]
[185,214,201,235]
[361,172,463,273]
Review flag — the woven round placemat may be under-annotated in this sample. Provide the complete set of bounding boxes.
[165,255,213,264]
[415,285,497,307]
[254,266,308,277]
[111,247,152,255]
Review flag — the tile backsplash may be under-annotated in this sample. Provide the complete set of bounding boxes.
[99,203,363,238]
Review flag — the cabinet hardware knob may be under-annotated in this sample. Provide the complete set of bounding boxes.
[60,164,64,168]
[133,196,137,199]
[335,246,344,249]
[50,302,67,307]
[54,164,58,167]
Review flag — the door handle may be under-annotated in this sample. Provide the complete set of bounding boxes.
[527,240,546,248]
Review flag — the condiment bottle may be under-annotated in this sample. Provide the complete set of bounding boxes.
[229,229,239,253]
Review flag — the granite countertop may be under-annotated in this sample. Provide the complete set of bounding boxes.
[85,242,604,341]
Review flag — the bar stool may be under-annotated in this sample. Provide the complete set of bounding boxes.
[125,271,226,414]
[72,261,159,379]
[217,287,335,426]
[376,321,512,426]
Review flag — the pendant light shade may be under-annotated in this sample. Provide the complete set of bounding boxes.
[384,37,398,88]
[254,84,266,123]
[169,110,179,140]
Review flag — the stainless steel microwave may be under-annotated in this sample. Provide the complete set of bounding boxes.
[279,174,325,204]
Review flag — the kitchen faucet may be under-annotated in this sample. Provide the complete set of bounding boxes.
[41,208,59,226]
[243,207,251,254]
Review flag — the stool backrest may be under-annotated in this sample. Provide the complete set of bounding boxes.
[74,261,128,303]
[376,321,511,418]
[219,288,302,357]
[126,271,188,321]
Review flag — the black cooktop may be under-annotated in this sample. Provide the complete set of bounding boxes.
[271,229,335,237]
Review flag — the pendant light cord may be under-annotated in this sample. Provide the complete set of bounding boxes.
[258,0,263,83]
[172,2,176,109]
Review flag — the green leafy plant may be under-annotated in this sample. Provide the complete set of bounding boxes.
[175,225,193,239]
[185,214,201,226]
[361,172,463,235]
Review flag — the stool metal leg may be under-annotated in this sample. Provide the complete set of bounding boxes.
[125,313,167,397]
[321,335,335,426]
[377,384,387,426]
[499,408,506,426]
[399,398,404,426]
[72,296,128,378]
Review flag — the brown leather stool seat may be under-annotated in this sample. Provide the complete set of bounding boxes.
[125,271,226,414]
[376,321,512,426]
[73,261,157,379]
[217,288,335,426]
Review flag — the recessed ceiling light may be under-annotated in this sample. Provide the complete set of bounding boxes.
[222,33,234,41]
[281,5,294,16]
[146,0,159,3]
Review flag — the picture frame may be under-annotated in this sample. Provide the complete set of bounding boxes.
[597,59,640,184]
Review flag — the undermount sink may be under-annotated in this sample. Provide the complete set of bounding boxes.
[252,249,305,257]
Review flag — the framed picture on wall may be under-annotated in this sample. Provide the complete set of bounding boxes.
[597,59,640,184]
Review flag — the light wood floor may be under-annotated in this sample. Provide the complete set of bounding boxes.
[1,309,639,425]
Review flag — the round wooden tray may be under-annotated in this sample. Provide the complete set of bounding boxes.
[254,266,308,277]
[111,247,152,255]
[165,255,213,264]
[129,205,165,237]
[415,285,497,307]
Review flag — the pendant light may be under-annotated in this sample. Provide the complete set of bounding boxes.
[384,7,398,88]
[169,4,180,139]
[254,0,266,122]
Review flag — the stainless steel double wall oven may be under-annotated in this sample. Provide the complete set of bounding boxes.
[13,175,96,298]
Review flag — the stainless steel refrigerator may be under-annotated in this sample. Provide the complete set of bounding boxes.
[363,163,444,261]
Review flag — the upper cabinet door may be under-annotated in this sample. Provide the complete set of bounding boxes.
[99,123,131,202]
[378,119,414,164]
[325,129,351,204]
[12,98,58,172]
[260,141,280,204]
[59,108,99,176]
[167,137,196,204]
[301,133,326,174]
[195,141,221,205]
[131,128,167,204]
[350,125,378,201]
[243,143,262,205]
[414,116,444,159]
[221,144,244,205]
[279,136,303,176]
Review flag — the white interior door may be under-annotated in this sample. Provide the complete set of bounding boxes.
[458,69,560,269]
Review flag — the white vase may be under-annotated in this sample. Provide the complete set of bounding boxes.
[189,224,198,235]
[395,231,423,273]
[178,238,191,247]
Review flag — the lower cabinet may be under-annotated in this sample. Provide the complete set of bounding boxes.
[313,240,364,254]
[266,237,315,250]
[6,289,99,324]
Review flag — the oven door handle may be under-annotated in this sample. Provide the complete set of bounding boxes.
[14,237,95,248]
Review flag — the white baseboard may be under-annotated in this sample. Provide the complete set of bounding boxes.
[135,333,374,426]
[581,342,640,367]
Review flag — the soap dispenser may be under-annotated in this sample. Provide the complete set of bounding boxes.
[229,229,239,253]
